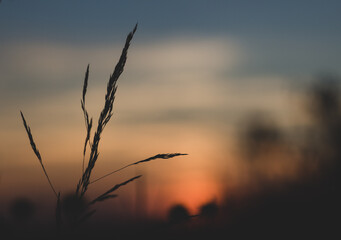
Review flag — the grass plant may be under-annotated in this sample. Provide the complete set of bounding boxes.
[20,24,187,233]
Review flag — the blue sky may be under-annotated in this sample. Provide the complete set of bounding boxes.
[1,0,340,40]
[1,0,340,77]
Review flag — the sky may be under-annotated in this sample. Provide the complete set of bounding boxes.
[0,0,341,220]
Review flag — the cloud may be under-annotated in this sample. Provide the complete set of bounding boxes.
[0,35,241,85]
[0,36,243,115]
[129,36,242,76]
[0,35,298,129]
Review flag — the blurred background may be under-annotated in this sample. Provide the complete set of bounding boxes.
[0,0,341,236]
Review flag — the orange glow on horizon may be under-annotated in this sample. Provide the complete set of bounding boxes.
[165,174,222,215]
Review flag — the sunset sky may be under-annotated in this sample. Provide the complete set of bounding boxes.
[1,0,341,220]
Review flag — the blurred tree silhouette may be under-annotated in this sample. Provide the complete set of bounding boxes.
[199,201,218,219]
[239,114,284,162]
[308,76,341,166]
[220,76,341,238]
[167,204,190,224]
[304,76,341,204]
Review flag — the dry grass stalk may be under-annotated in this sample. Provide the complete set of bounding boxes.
[76,24,138,198]
[20,111,58,198]
[90,153,188,184]
[89,175,142,205]
[81,64,93,175]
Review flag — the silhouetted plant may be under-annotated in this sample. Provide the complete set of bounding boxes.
[20,24,187,233]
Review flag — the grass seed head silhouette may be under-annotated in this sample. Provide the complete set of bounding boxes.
[20,24,187,230]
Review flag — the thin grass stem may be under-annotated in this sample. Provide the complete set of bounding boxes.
[90,153,188,184]
[20,111,58,198]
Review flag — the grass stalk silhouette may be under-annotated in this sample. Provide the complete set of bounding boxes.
[81,64,92,176]
[76,24,137,198]
[20,24,187,231]
[20,111,58,199]
[90,153,188,184]
[89,175,142,205]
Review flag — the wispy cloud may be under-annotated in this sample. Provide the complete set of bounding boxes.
[0,36,242,87]
[0,36,242,113]
[0,36,296,126]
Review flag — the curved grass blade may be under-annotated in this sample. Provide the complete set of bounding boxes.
[90,153,187,184]
[20,111,58,198]
[81,64,93,175]
[89,175,141,205]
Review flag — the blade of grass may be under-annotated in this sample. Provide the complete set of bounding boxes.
[81,64,93,175]
[20,111,58,198]
[90,153,187,184]
[89,175,141,205]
